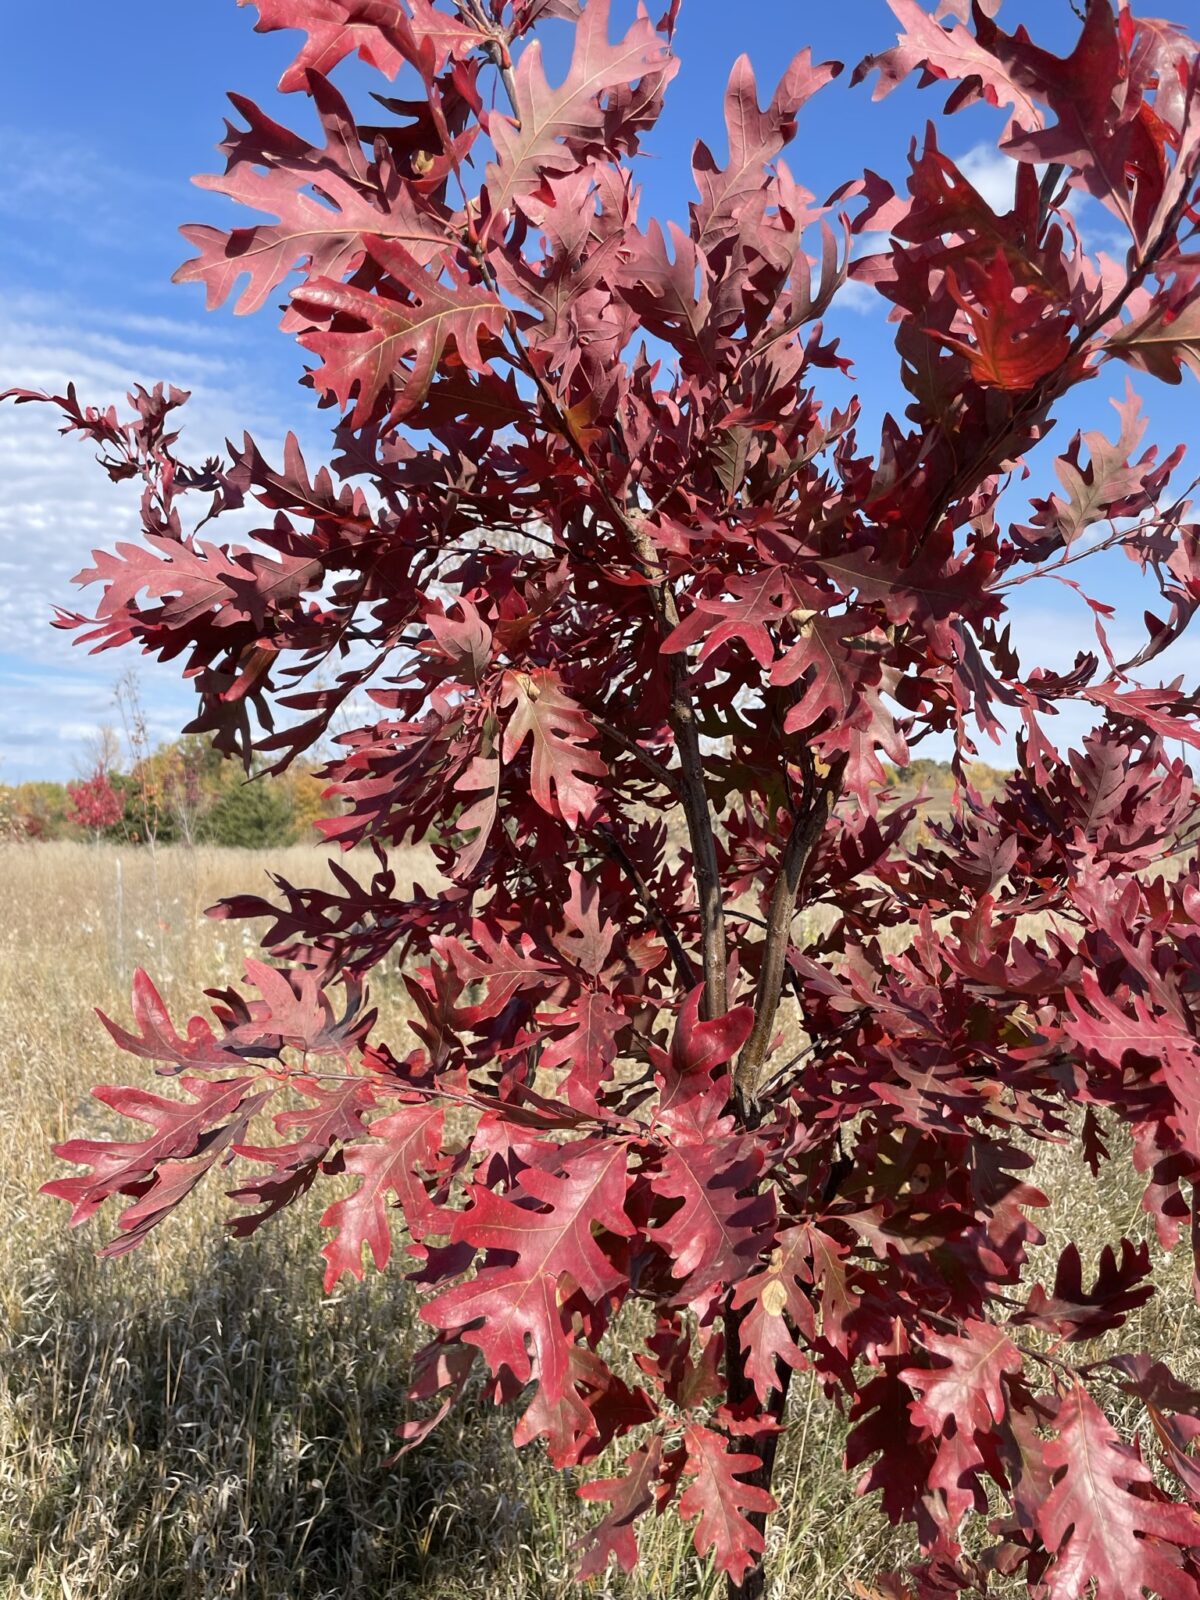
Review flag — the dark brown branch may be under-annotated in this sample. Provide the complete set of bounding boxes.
[591,716,683,798]
[725,906,769,929]
[596,825,697,990]
[475,261,728,1019]
[735,756,845,1112]
[624,517,729,1019]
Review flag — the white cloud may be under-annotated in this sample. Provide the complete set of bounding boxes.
[831,277,881,316]
[0,287,315,782]
[956,144,1020,214]
[0,125,180,254]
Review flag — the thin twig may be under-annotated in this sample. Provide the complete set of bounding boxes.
[590,717,683,797]
[596,825,697,989]
[458,0,522,124]
[724,906,769,929]
[993,483,1200,593]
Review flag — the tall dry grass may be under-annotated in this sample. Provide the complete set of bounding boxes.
[0,842,1194,1599]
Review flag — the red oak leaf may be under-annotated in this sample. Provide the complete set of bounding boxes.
[663,987,755,1085]
[483,0,674,230]
[852,0,1041,121]
[499,667,606,829]
[97,968,233,1072]
[937,253,1073,392]
[1082,680,1200,749]
[422,1141,634,1401]
[663,568,799,668]
[1039,1383,1200,1600]
[539,988,626,1111]
[442,921,557,1022]
[730,1227,818,1403]
[553,869,618,976]
[678,1424,775,1583]
[229,1074,378,1233]
[1110,289,1200,386]
[176,78,452,314]
[220,958,376,1057]
[319,1101,447,1289]
[901,1318,1022,1440]
[647,1133,775,1303]
[72,531,322,649]
[798,1223,861,1359]
[997,2,1160,240]
[691,50,841,250]
[295,240,506,424]
[514,1345,654,1468]
[577,1435,664,1577]
[44,1075,272,1254]
[243,0,484,92]
[1013,1240,1154,1340]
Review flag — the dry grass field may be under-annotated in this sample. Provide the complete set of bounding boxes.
[0,843,1196,1599]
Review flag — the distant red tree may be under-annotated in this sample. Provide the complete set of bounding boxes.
[12,3,1200,1597]
[65,768,124,842]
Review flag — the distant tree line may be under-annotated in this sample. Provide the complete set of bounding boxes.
[1,749,1008,850]
[882,758,1009,793]
[0,736,336,847]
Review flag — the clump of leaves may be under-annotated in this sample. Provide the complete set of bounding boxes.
[12,2,1200,1596]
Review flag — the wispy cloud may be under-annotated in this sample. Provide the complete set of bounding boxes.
[830,277,882,316]
[956,144,1019,214]
[0,125,181,255]
[0,280,313,781]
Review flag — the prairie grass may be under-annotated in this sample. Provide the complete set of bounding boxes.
[0,842,1195,1599]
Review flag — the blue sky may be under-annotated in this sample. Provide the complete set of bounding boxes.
[1,1,1196,781]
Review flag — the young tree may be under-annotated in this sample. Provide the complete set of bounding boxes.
[201,766,297,848]
[13,2,1200,1593]
[160,737,220,847]
[65,767,125,843]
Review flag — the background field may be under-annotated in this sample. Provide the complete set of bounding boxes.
[0,843,1194,1599]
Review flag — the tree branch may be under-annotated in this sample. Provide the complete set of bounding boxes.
[735,756,845,1113]
[472,258,728,1020]
[623,518,729,1019]
[918,177,1200,551]
[596,824,697,989]
[591,716,683,797]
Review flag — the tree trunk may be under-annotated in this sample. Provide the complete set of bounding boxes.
[724,1297,793,1600]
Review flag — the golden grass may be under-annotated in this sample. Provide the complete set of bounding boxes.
[0,843,1194,1599]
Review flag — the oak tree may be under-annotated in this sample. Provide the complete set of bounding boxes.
[13,1,1200,1594]
[65,767,125,842]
